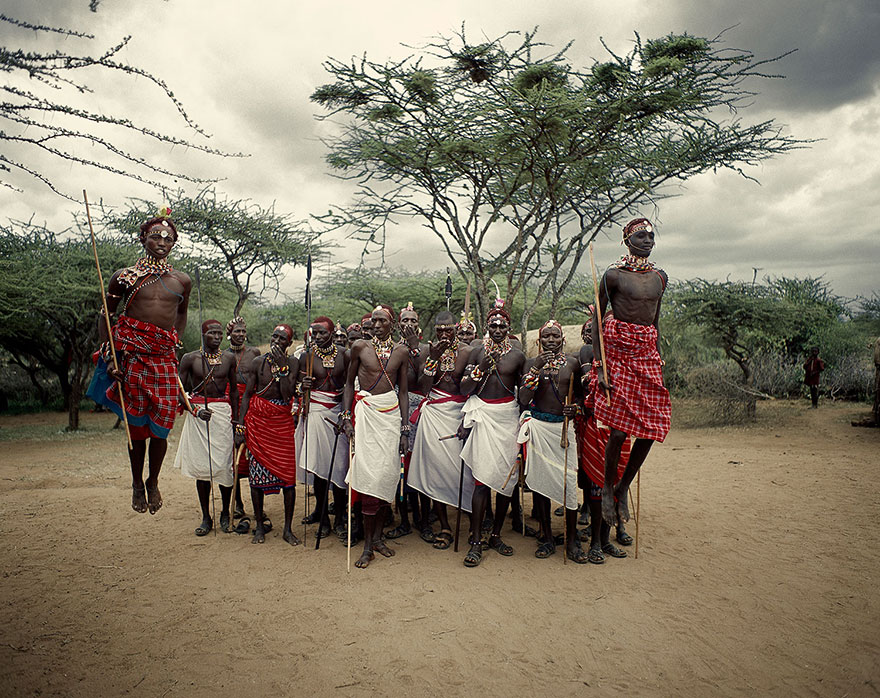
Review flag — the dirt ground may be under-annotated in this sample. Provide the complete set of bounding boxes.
[1,400,878,697]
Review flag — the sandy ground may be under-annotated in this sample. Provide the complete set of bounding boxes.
[1,400,878,697]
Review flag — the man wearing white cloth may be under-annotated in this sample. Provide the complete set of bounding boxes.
[341,305,410,569]
[459,300,526,568]
[517,320,588,563]
[296,316,349,539]
[408,311,474,551]
[175,320,239,536]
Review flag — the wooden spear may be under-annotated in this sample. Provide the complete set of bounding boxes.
[83,190,132,449]
[561,372,574,565]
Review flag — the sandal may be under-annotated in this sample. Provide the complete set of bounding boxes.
[195,520,212,537]
[616,528,634,546]
[566,543,590,564]
[433,529,454,550]
[487,535,514,557]
[385,524,412,540]
[602,542,627,558]
[234,517,251,535]
[420,526,436,544]
[463,541,483,567]
[587,546,605,564]
[535,541,556,559]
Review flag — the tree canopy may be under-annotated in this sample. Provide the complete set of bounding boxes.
[313,26,806,332]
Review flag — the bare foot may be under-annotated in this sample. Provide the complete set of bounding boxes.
[355,550,374,568]
[372,541,396,558]
[146,484,163,515]
[252,526,266,544]
[601,486,616,524]
[131,486,147,514]
[282,529,300,546]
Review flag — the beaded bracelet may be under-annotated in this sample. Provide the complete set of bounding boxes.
[522,371,540,391]
[400,423,412,434]
[423,357,439,376]
[234,423,246,435]
[339,410,352,421]
[593,359,603,368]
[469,365,484,382]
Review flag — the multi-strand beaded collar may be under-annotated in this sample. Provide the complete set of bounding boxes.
[202,349,223,366]
[371,335,395,362]
[117,257,173,287]
[483,335,513,357]
[313,342,338,369]
[613,254,655,272]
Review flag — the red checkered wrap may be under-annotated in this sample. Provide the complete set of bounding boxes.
[109,315,179,436]
[575,414,630,488]
[245,395,297,486]
[592,315,670,442]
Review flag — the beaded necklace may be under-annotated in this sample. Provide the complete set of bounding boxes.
[439,338,460,372]
[613,254,655,272]
[313,342,338,369]
[371,335,395,362]
[118,256,173,287]
[541,352,567,375]
[483,336,513,357]
[202,349,223,366]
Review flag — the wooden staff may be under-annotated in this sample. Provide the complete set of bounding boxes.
[635,473,641,559]
[315,416,341,550]
[231,443,244,531]
[83,190,132,449]
[347,435,354,574]
[588,243,611,404]
[453,457,465,553]
[561,372,574,565]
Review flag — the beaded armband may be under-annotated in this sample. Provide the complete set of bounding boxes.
[339,410,352,421]
[423,357,439,377]
[234,423,246,435]
[468,364,484,382]
[592,359,603,368]
[400,423,412,434]
[409,345,420,358]
[522,370,540,391]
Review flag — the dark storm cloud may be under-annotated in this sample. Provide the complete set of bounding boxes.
[645,0,880,113]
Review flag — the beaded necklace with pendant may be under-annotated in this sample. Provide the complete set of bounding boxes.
[613,254,655,272]
[313,342,338,369]
[372,335,394,362]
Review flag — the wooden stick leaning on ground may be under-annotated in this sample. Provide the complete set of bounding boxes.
[232,443,244,530]
[315,416,341,550]
[83,190,133,449]
[193,269,217,536]
[635,473,640,559]
[588,243,612,404]
[347,435,354,574]
[561,372,574,565]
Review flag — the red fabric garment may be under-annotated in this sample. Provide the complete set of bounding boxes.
[803,357,825,386]
[409,389,467,424]
[575,414,631,488]
[244,396,296,486]
[231,382,248,477]
[593,315,671,442]
[108,315,179,438]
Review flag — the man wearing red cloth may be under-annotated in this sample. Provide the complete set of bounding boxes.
[236,325,300,545]
[341,305,410,569]
[592,218,671,527]
[88,212,191,515]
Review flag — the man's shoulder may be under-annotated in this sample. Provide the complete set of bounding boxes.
[170,269,191,285]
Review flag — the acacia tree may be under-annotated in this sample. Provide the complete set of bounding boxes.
[1,14,242,200]
[312,27,805,333]
[0,220,230,430]
[102,188,319,315]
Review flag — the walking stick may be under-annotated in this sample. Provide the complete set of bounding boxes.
[315,416,341,550]
[454,458,465,553]
[588,244,611,404]
[83,190,133,449]
[231,443,244,531]
[635,473,641,559]
[302,253,313,546]
[562,372,574,565]
[347,435,354,574]
[193,269,217,536]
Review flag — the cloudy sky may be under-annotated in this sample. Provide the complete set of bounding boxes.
[3,0,879,302]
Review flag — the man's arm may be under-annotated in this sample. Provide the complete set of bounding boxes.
[593,270,615,391]
[460,347,485,395]
[174,273,192,339]
[340,342,361,438]
[226,354,240,422]
[396,346,409,455]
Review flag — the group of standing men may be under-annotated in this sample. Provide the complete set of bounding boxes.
[89,211,671,569]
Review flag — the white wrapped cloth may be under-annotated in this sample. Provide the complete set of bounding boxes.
[173,400,234,487]
[295,390,349,489]
[346,389,401,503]
[460,395,520,496]
[409,389,474,512]
[406,391,426,452]
[517,411,578,510]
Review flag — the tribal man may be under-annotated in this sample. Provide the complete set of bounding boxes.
[593,218,671,528]
[236,325,300,545]
[457,313,477,346]
[359,313,374,340]
[346,323,363,344]
[517,320,587,562]
[333,323,349,349]
[385,303,433,543]
[409,311,474,551]
[225,316,260,524]
[175,320,239,535]
[459,299,526,567]
[296,316,350,539]
[341,305,410,568]
[88,211,190,515]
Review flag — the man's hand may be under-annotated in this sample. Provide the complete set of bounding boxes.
[562,403,577,418]
[428,339,449,360]
[401,324,420,350]
[534,351,555,370]
[597,370,614,394]
[270,343,288,364]
[234,430,245,447]
[341,418,354,439]
[301,374,313,391]
[399,434,409,456]
[456,421,471,441]
[107,366,124,383]
[196,407,213,422]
